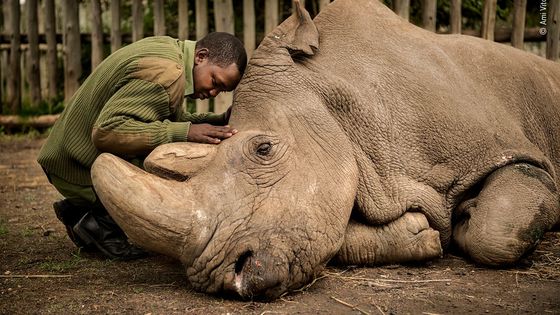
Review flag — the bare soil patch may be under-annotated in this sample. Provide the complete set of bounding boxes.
[1,136,559,314]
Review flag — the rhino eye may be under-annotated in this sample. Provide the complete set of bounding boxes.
[256,143,272,156]
[244,135,283,164]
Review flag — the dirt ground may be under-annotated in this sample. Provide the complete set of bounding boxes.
[1,136,559,315]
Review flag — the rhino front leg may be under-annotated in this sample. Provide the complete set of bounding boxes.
[453,163,560,266]
[334,212,442,265]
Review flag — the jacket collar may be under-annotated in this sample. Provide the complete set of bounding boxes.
[178,40,196,96]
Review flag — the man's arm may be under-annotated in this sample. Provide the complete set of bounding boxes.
[92,80,236,157]
[178,109,228,125]
[92,79,190,157]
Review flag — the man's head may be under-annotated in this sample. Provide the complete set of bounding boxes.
[190,32,248,100]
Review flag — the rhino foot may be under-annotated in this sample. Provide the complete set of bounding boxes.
[453,163,560,266]
[334,212,442,265]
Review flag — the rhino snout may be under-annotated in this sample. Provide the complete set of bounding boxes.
[224,250,288,300]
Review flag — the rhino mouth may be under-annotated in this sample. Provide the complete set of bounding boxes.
[188,238,300,300]
[230,250,287,299]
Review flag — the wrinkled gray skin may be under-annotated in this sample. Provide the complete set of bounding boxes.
[91,0,560,300]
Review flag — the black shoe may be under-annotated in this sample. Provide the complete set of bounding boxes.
[72,212,149,260]
[53,200,94,250]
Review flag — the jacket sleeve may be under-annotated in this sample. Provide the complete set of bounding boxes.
[177,109,228,125]
[92,78,191,158]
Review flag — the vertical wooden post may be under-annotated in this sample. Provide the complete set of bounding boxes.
[132,0,144,42]
[511,0,526,49]
[394,0,410,21]
[111,0,121,52]
[154,0,166,36]
[243,0,256,57]
[44,0,57,100]
[319,0,330,11]
[422,0,436,32]
[27,0,41,107]
[265,0,278,36]
[1,0,7,111]
[91,0,104,69]
[547,0,560,61]
[8,0,21,113]
[213,0,234,114]
[196,0,209,113]
[0,1,3,110]
[38,2,48,100]
[214,0,234,33]
[450,0,461,34]
[481,0,497,40]
[62,0,81,103]
[178,0,189,40]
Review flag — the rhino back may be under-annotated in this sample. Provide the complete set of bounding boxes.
[312,0,560,206]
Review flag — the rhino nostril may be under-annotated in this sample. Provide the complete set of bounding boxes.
[235,250,253,274]
[230,250,286,300]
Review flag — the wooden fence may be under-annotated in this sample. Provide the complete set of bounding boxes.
[0,0,559,122]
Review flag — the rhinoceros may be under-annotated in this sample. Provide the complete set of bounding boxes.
[91,0,560,300]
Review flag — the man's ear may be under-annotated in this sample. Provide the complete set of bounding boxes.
[194,48,209,64]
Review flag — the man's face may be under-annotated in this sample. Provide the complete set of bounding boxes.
[190,49,241,100]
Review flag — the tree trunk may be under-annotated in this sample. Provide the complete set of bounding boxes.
[132,0,144,42]
[394,0,410,21]
[196,0,209,113]
[63,0,81,103]
[0,114,60,129]
[111,0,121,52]
[265,0,278,36]
[44,0,57,100]
[450,0,461,34]
[481,0,497,40]
[213,0,234,114]
[26,0,41,107]
[422,0,436,32]
[243,0,256,57]
[511,0,526,49]
[547,0,560,61]
[0,0,6,112]
[8,0,21,113]
[91,0,103,69]
[178,0,189,40]
[154,0,166,36]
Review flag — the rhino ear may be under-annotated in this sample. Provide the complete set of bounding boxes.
[261,0,319,59]
[282,0,319,56]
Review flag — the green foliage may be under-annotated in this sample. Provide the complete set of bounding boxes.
[19,95,65,117]
[0,219,8,236]
[20,227,34,238]
[39,252,85,272]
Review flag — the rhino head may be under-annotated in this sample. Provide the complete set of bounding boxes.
[92,1,358,300]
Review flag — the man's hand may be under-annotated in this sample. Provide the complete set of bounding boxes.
[188,124,238,144]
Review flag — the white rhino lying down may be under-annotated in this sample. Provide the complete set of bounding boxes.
[91,0,560,300]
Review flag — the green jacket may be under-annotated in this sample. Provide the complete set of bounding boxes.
[38,36,226,186]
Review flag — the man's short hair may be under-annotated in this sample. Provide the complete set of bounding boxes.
[196,32,248,77]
